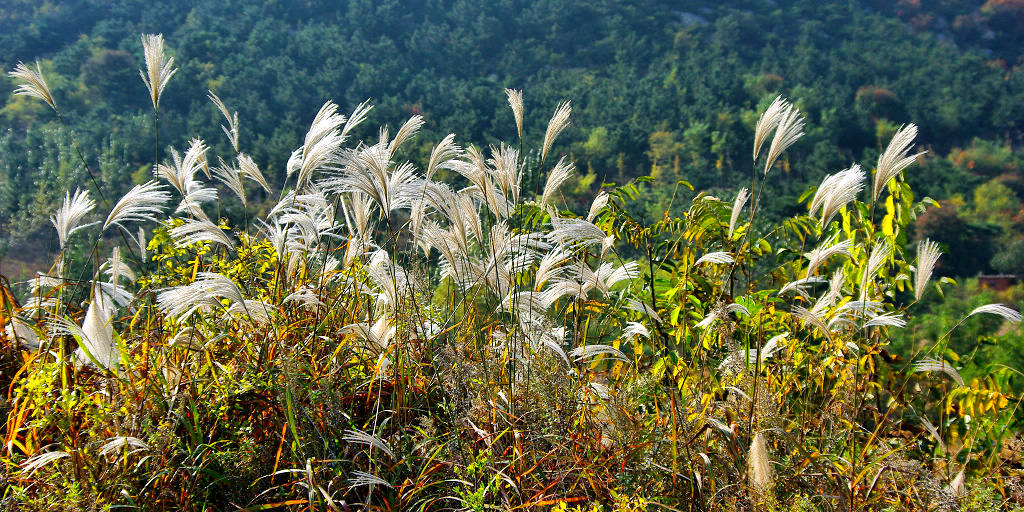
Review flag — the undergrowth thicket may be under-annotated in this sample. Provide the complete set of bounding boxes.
[1,34,1022,511]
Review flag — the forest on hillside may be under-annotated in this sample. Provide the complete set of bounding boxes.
[3,0,1024,278]
[2,1,1024,510]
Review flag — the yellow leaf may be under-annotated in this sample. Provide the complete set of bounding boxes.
[882,214,895,238]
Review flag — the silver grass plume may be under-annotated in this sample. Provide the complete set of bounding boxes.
[5,317,39,351]
[542,101,571,162]
[625,298,663,324]
[752,96,787,163]
[21,450,70,476]
[212,159,246,205]
[349,470,392,489]
[506,88,524,139]
[915,239,942,301]
[426,133,461,181]
[696,251,735,265]
[168,217,235,249]
[207,91,239,152]
[762,100,804,176]
[236,153,272,193]
[809,165,865,227]
[289,101,346,191]
[569,344,629,363]
[389,115,424,157]
[51,189,96,249]
[224,300,275,325]
[550,217,614,257]
[8,61,57,111]
[103,181,170,231]
[747,431,773,497]
[341,100,373,140]
[541,157,574,210]
[156,139,208,197]
[156,272,245,320]
[343,429,394,459]
[489,143,522,205]
[804,234,853,277]
[587,191,610,222]
[968,304,1022,323]
[335,145,419,219]
[139,34,177,111]
[78,287,120,370]
[729,187,749,238]
[99,437,149,456]
[533,247,572,290]
[104,247,136,284]
[873,124,924,202]
[859,240,892,301]
[577,261,639,296]
[778,276,827,298]
[913,358,964,387]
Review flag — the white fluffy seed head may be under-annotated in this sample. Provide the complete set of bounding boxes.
[9,61,57,111]
[139,34,177,110]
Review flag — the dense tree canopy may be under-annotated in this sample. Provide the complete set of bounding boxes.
[2,0,1023,278]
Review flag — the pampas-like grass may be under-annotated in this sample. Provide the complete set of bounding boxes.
[208,91,239,152]
[168,217,235,249]
[809,164,865,228]
[967,303,1023,323]
[51,189,96,249]
[913,358,965,387]
[506,88,524,139]
[747,431,773,498]
[8,61,57,111]
[695,251,735,265]
[873,123,924,202]
[804,234,853,278]
[915,239,942,301]
[140,34,177,111]
[542,101,571,163]
[753,96,787,163]
[77,287,119,370]
[761,100,804,176]
[728,187,749,238]
[289,101,346,191]
[103,181,170,231]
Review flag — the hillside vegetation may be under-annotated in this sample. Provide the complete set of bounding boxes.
[0,31,1023,510]
[3,0,1024,280]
